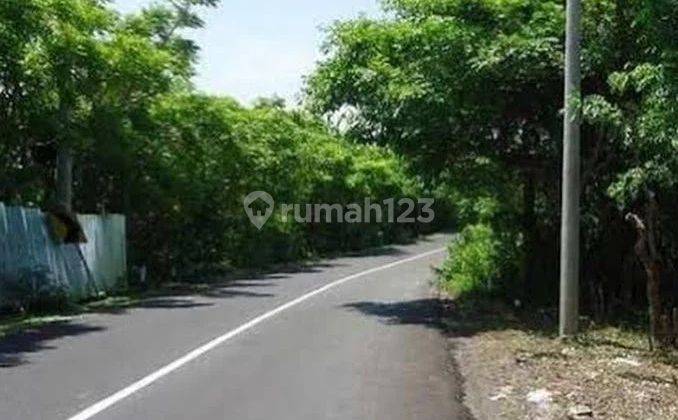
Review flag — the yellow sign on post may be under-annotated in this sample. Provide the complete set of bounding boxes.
[46,207,87,244]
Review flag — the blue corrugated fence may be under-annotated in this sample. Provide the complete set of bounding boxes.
[0,203,126,304]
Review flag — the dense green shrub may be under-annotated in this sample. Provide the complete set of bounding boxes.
[439,223,521,298]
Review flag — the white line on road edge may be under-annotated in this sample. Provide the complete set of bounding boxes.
[67,247,447,420]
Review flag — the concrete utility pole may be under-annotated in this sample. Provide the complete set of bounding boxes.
[560,0,583,337]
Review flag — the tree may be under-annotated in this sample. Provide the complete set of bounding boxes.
[306,0,678,343]
[0,0,220,211]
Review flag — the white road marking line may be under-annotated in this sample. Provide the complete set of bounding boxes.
[67,247,447,420]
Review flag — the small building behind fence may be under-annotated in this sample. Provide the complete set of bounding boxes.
[0,203,126,305]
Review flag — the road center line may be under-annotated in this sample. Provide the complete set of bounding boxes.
[67,247,447,420]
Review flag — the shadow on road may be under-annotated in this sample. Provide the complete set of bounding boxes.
[341,246,409,258]
[133,298,216,309]
[342,295,550,339]
[343,298,446,331]
[0,321,106,368]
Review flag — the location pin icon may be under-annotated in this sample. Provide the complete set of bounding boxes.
[244,191,275,230]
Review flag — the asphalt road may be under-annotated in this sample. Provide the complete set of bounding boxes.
[0,233,469,420]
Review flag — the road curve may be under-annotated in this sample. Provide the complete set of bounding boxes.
[0,233,470,420]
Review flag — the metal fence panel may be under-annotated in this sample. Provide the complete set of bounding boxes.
[0,203,127,304]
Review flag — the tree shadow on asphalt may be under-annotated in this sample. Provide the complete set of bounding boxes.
[98,243,412,315]
[0,286,276,368]
[0,277,280,366]
[342,294,560,339]
[131,298,216,309]
[85,282,277,315]
[0,321,106,368]
[340,246,410,258]
[343,299,446,331]
[343,292,664,364]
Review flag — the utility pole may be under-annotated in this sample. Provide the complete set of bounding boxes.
[560,0,582,337]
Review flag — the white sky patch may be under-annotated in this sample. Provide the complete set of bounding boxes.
[113,0,382,105]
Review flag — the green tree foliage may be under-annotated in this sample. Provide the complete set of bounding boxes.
[0,0,208,206]
[0,0,446,284]
[306,0,678,323]
[129,93,430,275]
[439,223,521,297]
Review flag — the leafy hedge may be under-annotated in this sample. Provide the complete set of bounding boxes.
[119,94,448,280]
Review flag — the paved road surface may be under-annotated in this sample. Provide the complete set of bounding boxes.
[0,233,469,420]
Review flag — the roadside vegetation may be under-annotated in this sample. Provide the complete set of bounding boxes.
[119,93,449,277]
[0,0,451,317]
[306,0,677,416]
[2,0,678,414]
[308,0,678,345]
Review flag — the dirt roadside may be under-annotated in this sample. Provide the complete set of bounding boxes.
[443,298,678,420]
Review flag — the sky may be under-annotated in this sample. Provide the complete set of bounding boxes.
[113,0,382,105]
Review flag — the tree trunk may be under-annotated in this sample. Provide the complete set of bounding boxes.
[626,193,665,350]
[647,261,663,349]
[522,174,537,302]
[55,98,74,212]
[56,144,73,212]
